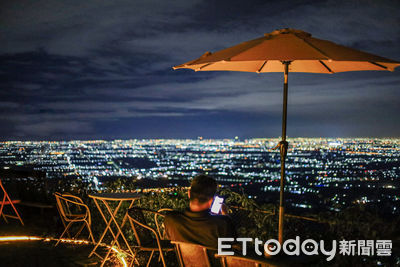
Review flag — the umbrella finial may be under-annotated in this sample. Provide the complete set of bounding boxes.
[201,51,212,58]
[265,28,312,38]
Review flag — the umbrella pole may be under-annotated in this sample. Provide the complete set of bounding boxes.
[278,61,290,244]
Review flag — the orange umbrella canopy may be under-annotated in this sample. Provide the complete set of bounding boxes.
[173,28,399,244]
[173,28,400,73]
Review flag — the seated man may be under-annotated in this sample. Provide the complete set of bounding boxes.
[164,174,236,248]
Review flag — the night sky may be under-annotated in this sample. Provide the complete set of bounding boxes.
[1,0,399,140]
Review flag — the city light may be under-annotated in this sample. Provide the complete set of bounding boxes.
[1,138,399,213]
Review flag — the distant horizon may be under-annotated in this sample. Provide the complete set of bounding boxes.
[2,136,400,142]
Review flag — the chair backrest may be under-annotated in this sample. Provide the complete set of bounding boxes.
[0,179,24,225]
[54,192,88,222]
[128,207,158,246]
[54,192,68,218]
[0,179,9,197]
[155,208,173,239]
[215,255,281,267]
[0,179,20,205]
[172,241,216,267]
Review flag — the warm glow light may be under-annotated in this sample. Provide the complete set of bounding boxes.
[110,246,128,267]
[0,236,127,267]
[0,236,41,241]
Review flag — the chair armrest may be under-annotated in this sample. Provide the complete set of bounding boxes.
[155,208,174,238]
[171,241,216,251]
[157,208,174,213]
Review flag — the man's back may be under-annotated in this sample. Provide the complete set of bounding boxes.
[164,209,236,248]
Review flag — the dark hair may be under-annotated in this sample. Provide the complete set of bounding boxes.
[189,174,217,204]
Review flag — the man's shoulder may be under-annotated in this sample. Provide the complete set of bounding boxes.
[164,210,185,223]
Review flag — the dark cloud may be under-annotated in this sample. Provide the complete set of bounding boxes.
[0,0,399,140]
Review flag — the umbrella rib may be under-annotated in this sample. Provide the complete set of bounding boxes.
[369,61,388,70]
[256,61,268,73]
[319,60,334,73]
[174,52,213,69]
[299,37,331,60]
[191,52,213,65]
[196,63,214,71]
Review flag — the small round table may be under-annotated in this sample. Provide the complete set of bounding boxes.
[88,192,140,264]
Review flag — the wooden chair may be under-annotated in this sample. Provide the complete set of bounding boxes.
[215,254,283,267]
[172,241,219,267]
[54,192,95,246]
[127,207,174,267]
[0,179,24,225]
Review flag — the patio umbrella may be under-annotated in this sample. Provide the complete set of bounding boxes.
[173,28,400,243]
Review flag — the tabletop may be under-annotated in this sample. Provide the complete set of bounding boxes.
[88,192,141,201]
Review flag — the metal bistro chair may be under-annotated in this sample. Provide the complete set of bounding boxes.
[0,179,24,225]
[54,192,95,246]
[127,207,174,267]
[172,241,219,267]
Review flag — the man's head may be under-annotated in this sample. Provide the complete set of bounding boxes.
[188,174,217,211]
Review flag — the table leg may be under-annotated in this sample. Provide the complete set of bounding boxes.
[101,211,139,267]
[103,200,132,251]
[89,199,122,258]
[100,199,138,266]
[100,214,125,267]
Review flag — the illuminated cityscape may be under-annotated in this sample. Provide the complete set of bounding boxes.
[1,138,399,214]
[1,0,399,265]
